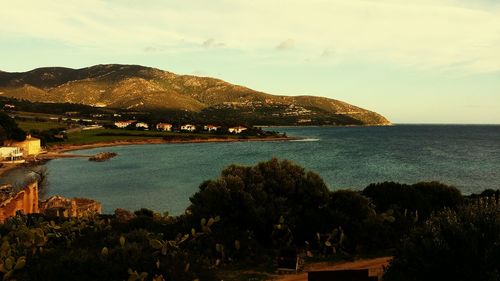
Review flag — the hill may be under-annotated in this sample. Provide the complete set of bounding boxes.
[0,64,390,125]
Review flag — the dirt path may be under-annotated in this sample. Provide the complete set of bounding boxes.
[275,256,392,281]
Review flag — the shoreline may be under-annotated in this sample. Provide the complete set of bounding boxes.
[48,136,295,153]
[0,163,24,180]
[0,136,294,178]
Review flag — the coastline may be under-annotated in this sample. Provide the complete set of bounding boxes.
[0,136,293,179]
[48,136,295,153]
[0,163,23,180]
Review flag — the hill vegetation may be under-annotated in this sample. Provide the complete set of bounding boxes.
[0,65,390,126]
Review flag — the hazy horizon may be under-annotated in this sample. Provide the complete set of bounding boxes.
[1,0,499,124]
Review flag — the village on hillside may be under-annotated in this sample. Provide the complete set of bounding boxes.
[113,119,248,134]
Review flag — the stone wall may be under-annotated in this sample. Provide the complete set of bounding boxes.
[0,181,38,222]
[39,196,102,218]
[0,182,101,222]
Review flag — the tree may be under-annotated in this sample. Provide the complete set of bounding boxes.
[0,112,26,144]
[187,158,331,245]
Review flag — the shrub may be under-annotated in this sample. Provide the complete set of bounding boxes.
[363,181,463,221]
[188,158,331,247]
[384,200,500,281]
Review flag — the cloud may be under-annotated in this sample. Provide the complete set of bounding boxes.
[275,39,295,50]
[144,46,157,53]
[1,0,500,73]
[202,38,225,48]
[321,48,333,57]
[202,38,215,47]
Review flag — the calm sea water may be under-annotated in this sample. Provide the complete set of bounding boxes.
[42,125,500,214]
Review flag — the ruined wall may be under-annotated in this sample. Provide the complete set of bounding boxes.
[0,182,100,222]
[0,181,38,222]
[74,198,102,216]
[39,196,102,218]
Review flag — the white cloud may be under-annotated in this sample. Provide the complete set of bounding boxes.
[202,38,225,48]
[276,39,295,50]
[1,0,499,73]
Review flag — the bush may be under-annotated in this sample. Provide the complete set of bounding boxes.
[384,200,500,281]
[363,181,463,221]
[188,158,331,247]
[0,213,215,281]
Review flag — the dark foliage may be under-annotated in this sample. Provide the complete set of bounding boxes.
[188,158,331,246]
[384,200,500,281]
[363,181,463,221]
[0,111,26,143]
[0,213,215,281]
[187,159,403,256]
[29,128,67,146]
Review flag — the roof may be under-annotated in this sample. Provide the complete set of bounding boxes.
[230,126,247,129]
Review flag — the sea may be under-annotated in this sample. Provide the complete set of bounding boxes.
[5,125,500,214]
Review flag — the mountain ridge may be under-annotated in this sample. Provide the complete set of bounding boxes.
[0,64,390,126]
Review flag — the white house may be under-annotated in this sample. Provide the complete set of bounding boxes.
[0,147,23,161]
[114,121,134,128]
[82,125,103,130]
[228,126,247,134]
[135,122,149,129]
[156,123,173,131]
[181,124,196,132]
[203,125,220,132]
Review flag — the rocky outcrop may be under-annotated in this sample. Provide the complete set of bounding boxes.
[89,152,118,162]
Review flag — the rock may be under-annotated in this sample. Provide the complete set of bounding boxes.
[89,152,117,162]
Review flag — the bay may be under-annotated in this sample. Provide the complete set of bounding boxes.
[44,125,500,214]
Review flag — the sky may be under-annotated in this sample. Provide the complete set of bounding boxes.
[1,0,499,124]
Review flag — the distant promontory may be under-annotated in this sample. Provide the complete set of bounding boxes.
[0,64,390,126]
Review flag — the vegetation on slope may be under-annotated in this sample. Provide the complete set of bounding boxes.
[0,65,390,126]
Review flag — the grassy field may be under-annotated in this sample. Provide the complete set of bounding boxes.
[17,120,65,131]
[60,128,243,145]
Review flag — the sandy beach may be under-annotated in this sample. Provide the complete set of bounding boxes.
[0,163,23,179]
[48,136,293,153]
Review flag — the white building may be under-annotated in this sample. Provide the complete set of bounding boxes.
[135,122,149,129]
[82,125,103,130]
[228,126,247,134]
[0,147,23,161]
[181,124,196,132]
[203,125,220,132]
[156,123,173,131]
[114,121,134,128]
